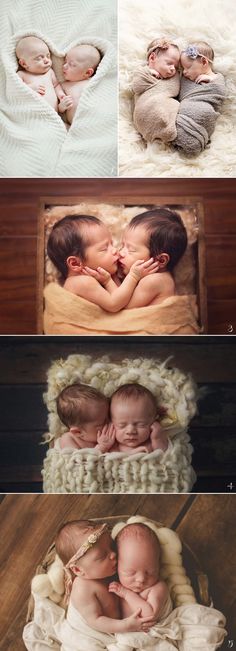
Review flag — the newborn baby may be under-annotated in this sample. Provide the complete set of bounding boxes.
[173,41,226,154]
[56,383,115,452]
[132,37,180,143]
[58,44,101,124]
[16,36,65,110]
[109,384,168,454]
[109,522,172,649]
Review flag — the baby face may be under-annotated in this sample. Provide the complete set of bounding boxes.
[74,401,109,443]
[111,396,155,447]
[77,531,117,579]
[19,38,52,74]
[83,224,119,274]
[118,536,159,592]
[119,226,150,275]
[180,53,205,81]
[149,46,179,78]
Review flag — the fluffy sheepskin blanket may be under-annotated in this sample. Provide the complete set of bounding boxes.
[119,0,236,177]
[0,0,117,178]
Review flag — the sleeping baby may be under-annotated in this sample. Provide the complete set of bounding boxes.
[58,44,101,124]
[173,41,226,154]
[132,37,181,143]
[16,36,65,110]
[56,382,168,454]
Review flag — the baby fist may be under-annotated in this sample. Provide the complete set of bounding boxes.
[109,582,126,597]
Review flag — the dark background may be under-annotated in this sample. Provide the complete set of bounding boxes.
[0,335,235,493]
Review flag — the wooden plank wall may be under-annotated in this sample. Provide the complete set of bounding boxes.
[0,178,236,334]
[0,493,235,650]
[0,336,235,493]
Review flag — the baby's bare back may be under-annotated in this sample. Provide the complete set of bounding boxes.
[18,69,58,110]
[62,79,89,123]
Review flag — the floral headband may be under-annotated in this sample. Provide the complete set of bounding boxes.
[64,522,108,601]
[182,45,213,63]
[147,37,175,59]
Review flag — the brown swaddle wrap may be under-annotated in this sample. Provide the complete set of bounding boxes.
[132,65,180,143]
[173,73,226,154]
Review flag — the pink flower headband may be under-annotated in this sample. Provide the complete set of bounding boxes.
[64,522,108,601]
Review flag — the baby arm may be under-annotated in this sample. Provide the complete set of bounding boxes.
[76,584,155,633]
[125,274,163,308]
[51,70,66,101]
[17,70,46,95]
[195,73,217,83]
[72,258,159,313]
[109,582,153,618]
[109,581,169,621]
[150,422,168,452]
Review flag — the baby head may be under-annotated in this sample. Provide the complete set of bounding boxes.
[63,44,101,82]
[147,37,180,78]
[181,41,214,81]
[55,520,117,585]
[117,523,160,592]
[110,383,157,448]
[16,36,52,74]
[119,208,187,276]
[57,383,109,444]
[47,214,118,280]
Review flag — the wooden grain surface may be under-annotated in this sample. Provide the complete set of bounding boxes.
[0,493,235,650]
[0,178,236,334]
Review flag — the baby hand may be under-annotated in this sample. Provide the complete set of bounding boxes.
[58,95,73,112]
[129,258,159,280]
[97,424,116,453]
[109,581,126,598]
[35,84,46,95]
[82,266,111,286]
[149,68,161,78]
[124,610,154,633]
[195,74,211,84]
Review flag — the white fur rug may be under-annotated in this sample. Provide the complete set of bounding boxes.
[119,0,236,177]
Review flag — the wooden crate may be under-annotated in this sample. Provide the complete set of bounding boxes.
[36,194,207,334]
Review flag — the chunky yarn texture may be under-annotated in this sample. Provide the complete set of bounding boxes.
[42,354,197,493]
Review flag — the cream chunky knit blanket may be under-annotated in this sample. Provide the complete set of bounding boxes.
[0,0,117,177]
[133,66,180,143]
[42,354,198,493]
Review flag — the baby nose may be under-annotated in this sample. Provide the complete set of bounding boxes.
[110,550,116,560]
[126,423,136,433]
[135,571,145,582]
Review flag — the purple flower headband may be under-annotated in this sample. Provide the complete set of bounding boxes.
[182,45,213,63]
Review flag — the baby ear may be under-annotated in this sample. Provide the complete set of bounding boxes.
[71,564,83,576]
[148,52,157,64]
[155,253,170,269]
[70,426,84,438]
[66,255,83,273]
[85,67,94,78]
[19,57,26,69]
[200,56,208,67]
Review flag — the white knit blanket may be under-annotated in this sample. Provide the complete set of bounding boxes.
[0,0,117,177]
[23,594,227,651]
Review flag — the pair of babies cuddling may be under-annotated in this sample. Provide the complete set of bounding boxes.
[16,36,101,124]
[145,38,217,86]
[54,518,173,648]
[47,208,188,313]
[132,37,224,151]
[57,382,168,455]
